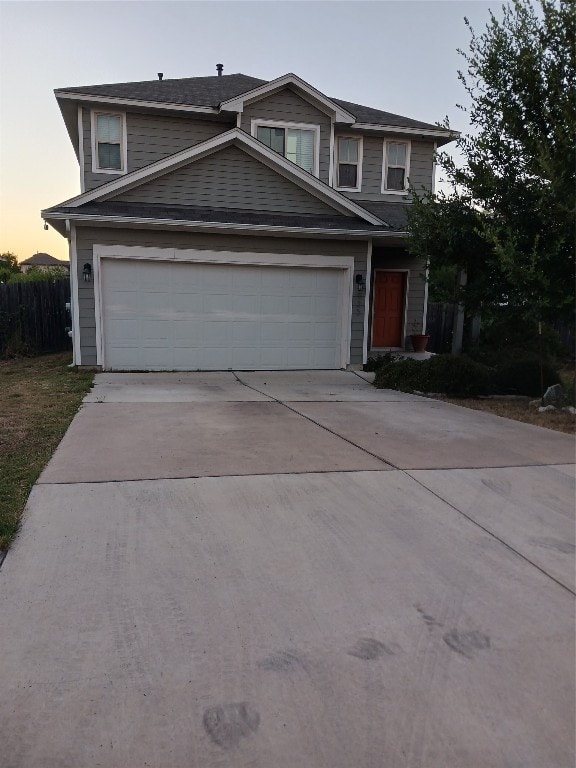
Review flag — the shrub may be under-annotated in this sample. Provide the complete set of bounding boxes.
[374,354,494,396]
[363,353,395,372]
[495,357,561,396]
[468,317,568,367]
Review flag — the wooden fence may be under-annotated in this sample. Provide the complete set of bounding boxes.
[0,279,71,358]
[426,302,456,353]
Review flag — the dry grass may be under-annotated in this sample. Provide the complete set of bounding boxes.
[0,353,93,551]
[440,396,575,434]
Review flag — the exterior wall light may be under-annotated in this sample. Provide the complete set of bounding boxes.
[82,263,92,282]
[355,273,365,292]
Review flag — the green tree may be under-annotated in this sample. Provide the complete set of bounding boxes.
[0,252,21,284]
[409,0,576,323]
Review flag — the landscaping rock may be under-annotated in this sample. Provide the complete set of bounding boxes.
[542,384,567,408]
[538,404,557,413]
[563,405,576,415]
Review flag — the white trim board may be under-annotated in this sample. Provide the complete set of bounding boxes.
[45,128,385,225]
[370,268,410,351]
[55,90,220,115]
[220,73,356,123]
[250,119,321,178]
[43,211,396,239]
[382,139,411,195]
[77,106,85,193]
[92,245,354,370]
[351,123,460,140]
[334,134,363,193]
[69,224,81,365]
[90,109,128,176]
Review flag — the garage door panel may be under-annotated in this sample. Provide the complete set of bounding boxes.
[101,258,348,370]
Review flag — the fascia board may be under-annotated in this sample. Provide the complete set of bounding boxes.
[41,210,397,239]
[351,122,460,139]
[220,73,356,123]
[55,90,220,115]
[47,128,384,225]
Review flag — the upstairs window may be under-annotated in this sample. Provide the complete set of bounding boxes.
[336,136,362,191]
[92,112,126,173]
[252,120,319,176]
[383,140,410,192]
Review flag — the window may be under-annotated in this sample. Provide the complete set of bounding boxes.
[383,140,410,192]
[252,121,319,175]
[336,136,362,191]
[92,112,126,173]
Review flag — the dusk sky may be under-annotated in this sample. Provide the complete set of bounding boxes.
[0,0,500,263]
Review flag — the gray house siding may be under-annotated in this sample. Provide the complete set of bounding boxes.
[240,87,332,185]
[369,249,427,351]
[111,145,338,215]
[336,134,435,202]
[74,226,368,367]
[81,107,232,192]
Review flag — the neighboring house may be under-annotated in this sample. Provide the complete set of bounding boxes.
[42,68,458,371]
[20,252,70,274]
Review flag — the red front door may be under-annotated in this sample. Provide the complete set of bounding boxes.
[372,271,406,347]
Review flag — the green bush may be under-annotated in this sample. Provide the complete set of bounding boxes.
[495,357,561,396]
[363,353,395,372]
[374,354,494,396]
[373,351,562,398]
[468,317,568,367]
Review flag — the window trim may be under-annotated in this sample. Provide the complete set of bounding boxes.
[334,134,363,192]
[91,110,127,175]
[250,119,320,177]
[381,139,411,194]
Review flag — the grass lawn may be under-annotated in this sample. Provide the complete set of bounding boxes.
[439,396,576,434]
[0,352,93,552]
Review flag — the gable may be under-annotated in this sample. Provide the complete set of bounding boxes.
[110,144,344,216]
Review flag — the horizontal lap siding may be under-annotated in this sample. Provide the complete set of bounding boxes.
[337,135,435,202]
[408,141,435,194]
[112,146,336,215]
[82,108,232,192]
[74,226,368,366]
[240,87,332,185]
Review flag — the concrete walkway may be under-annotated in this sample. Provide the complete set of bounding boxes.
[1,371,574,767]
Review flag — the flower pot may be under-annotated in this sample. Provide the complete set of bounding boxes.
[410,334,430,353]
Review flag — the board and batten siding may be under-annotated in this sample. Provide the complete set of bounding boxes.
[240,87,332,185]
[81,108,232,192]
[369,249,427,350]
[74,226,369,366]
[336,134,435,202]
[111,145,338,216]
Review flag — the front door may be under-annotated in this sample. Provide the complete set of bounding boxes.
[372,271,406,348]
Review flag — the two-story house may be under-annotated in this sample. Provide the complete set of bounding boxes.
[42,69,458,371]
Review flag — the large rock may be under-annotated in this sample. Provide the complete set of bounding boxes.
[542,383,567,407]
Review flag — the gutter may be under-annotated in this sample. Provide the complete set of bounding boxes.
[42,211,407,239]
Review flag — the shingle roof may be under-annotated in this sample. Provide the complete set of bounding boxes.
[355,201,410,231]
[56,73,441,131]
[44,201,398,233]
[20,252,69,266]
[57,74,266,107]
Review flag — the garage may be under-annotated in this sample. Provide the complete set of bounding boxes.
[99,255,351,371]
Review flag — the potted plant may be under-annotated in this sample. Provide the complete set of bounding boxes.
[409,321,430,353]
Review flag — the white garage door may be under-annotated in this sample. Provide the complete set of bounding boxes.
[100,258,348,370]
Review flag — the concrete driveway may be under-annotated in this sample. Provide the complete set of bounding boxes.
[1,370,574,767]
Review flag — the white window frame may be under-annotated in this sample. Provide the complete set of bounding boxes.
[250,119,321,177]
[91,110,127,175]
[381,139,411,194]
[334,135,363,192]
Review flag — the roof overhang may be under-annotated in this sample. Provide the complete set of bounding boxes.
[351,122,460,146]
[42,211,400,242]
[220,73,357,123]
[44,128,385,225]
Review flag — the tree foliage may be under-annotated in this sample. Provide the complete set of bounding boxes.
[408,0,575,323]
[0,252,21,284]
